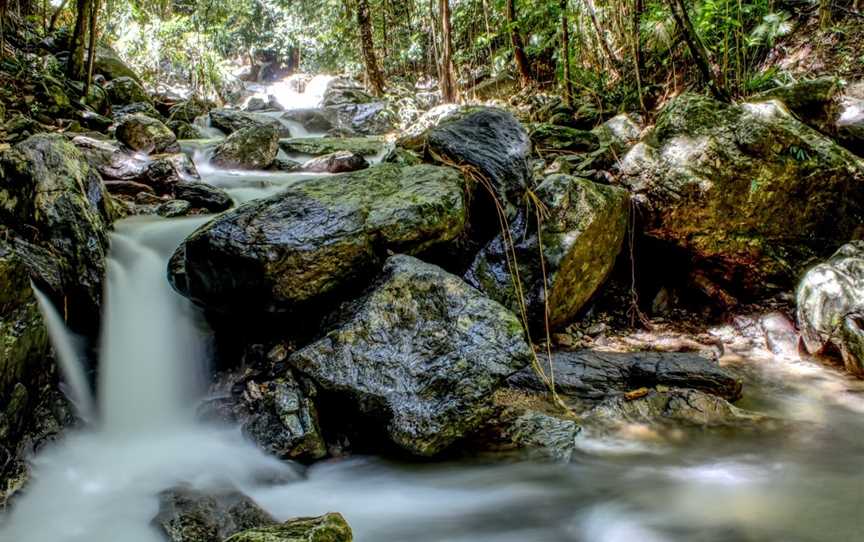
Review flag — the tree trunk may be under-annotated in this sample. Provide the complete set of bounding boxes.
[505,0,532,86]
[83,0,99,97]
[67,0,91,81]
[819,0,832,29]
[357,0,385,96]
[666,0,728,101]
[632,0,645,110]
[560,0,573,107]
[48,0,68,33]
[584,0,620,75]
[439,0,457,102]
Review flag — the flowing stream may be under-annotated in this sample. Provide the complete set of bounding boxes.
[4,76,864,542]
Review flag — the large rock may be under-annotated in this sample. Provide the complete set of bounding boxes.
[301,151,369,173]
[212,125,280,170]
[508,350,742,401]
[224,513,352,542]
[322,78,396,135]
[279,137,384,158]
[281,109,333,133]
[170,164,466,312]
[115,113,180,154]
[153,485,275,542]
[94,46,141,82]
[528,124,600,154]
[104,76,151,106]
[397,104,470,150]
[0,134,113,330]
[754,77,842,136]
[210,109,289,137]
[797,241,864,375]
[467,175,628,329]
[838,97,864,157]
[618,93,864,294]
[289,255,533,455]
[175,182,234,213]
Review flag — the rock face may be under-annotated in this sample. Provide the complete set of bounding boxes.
[210,109,288,137]
[225,513,353,542]
[153,485,275,542]
[104,76,151,106]
[0,134,113,330]
[508,350,743,401]
[467,175,629,329]
[301,151,369,173]
[115,113,180,154]
[174,182,234,213]
[797,241,864,375]
[212,125,280,170]
[289,255,533,456]
[170,164,466,312]
[618,93,864,294]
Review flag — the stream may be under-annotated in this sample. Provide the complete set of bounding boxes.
[3,77,864,542]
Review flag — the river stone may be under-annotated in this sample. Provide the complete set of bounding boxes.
[210,109,289,137]
[528,123,600,154]
[174,182,233,213]
[212,125,280,170]
[153,485,276,542]
[115,113,180,154]
[618,93,864,294]
[282,109,333,133]
[104,76,151,106]
[0,134,113,331]
[289,255,533,456]
[224,513,352,542]
[797,241,864,375]
[279,137,384,157]
[508,350,743,401]
[301,151,369,173]
[467,175,629,330]
[170,164,466,312]
[489,407,583,462]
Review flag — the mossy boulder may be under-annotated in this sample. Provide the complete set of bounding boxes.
[797,241,864,376]
[289,255,533,456]
[753,76,842,136]
[278,137,384,157]
[94,46,141,82]
[528,123,600,154]
[169,98,214,123]
[301,151,369,173]
[467,175,629,330]
[169,164,467,312]
[396,104,473,150]
[210,109,289,137]
[225,513,352,542]
[169,120,207,140]
[115,113,180,154]
[322,78,396,135]
[618,93,864,294]
[212,125,280,170]
[174,182,233,213]
[104,76,151,106]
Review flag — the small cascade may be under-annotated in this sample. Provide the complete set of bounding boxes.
[192,114,225,139]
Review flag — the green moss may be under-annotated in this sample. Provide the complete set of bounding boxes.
[279,137,384,157]
[224,513,352,542]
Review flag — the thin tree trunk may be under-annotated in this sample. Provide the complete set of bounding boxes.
[666,0,728,100]
[67,0,90,81]
[560,0,573,107]
[505,0,532,86]
[819,0,832,29]
[584,0,620,75]
[48,0,68,33]
[632,0,645,110]
[357,0,385,96]
[84,0,99,97]
[439,0,457,102]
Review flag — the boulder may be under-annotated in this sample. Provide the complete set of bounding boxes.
[104,76,151,106]
[797,241,864,375]
[0,134,113,331]
[224,513,352,542]
[281,109,333,133]
[169,99,214,123]
[112,101,163,121]
[301,151,369,173]
[73,135,150,180]
[618,93,864,294]
[153,485,275,542]
[528,124,600,154]
[174,182,233,213]
[466,175,629,330]
[115,113,180,154]
[508,350,743,401]
[169,164,466,312]
[322,78,395,135]
[157,199,193,218]
[289,255,533,455]
[94,46,141,82]
[279,137,383,158]
[142,153,200,193]
[397,104,471,150]
[169,120,207,140]
[483,405,583,461]
[837,97,864,157]
[753,77,842,136]
[212,125,280,170]
[210,109,289,137]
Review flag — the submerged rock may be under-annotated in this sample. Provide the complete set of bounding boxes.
[224,513,352,542]
[467,175,629,330]
[153,485,275,542]
[797,241,864,375]
[289,255,533,456]
[301,151,369,173]
[115,113,180,154]
[212,125,280,170]
[170,164,466,312]
[618,93,864,294]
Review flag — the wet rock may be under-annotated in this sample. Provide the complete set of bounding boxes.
[174,182,233,213]
[169,99,214,123]
[103,180,156,198]
[322,78,396,135]
[279,137,384,157]
[77,110,113,132]
[169,120,207,140]
[487,406,583,461]
[581,113,644,171]
[112,101,164,121]
[753,77,842,136]
[0,134,113,331]
[116,113,179,155]
[289,255,532,455]
[281,109,333,133]
[396,104,472,150]
[528,124,600,154]
[244,97,269,112]
[153,484,275,542]
[210,109,289,137]
[73,135,150,179]
[269,157,303,172]
[224,513,353,542]
[508,350,743,401]
[837,97,864,156]
[170,164,466,312]
[301,151,369,173]
[212,125,280,170]
[760,312,799,358]
[104,76,151,106]
[618,93,864,294]
[467,175,629,329]
[797,241,864,375]
[158,199,193,218]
